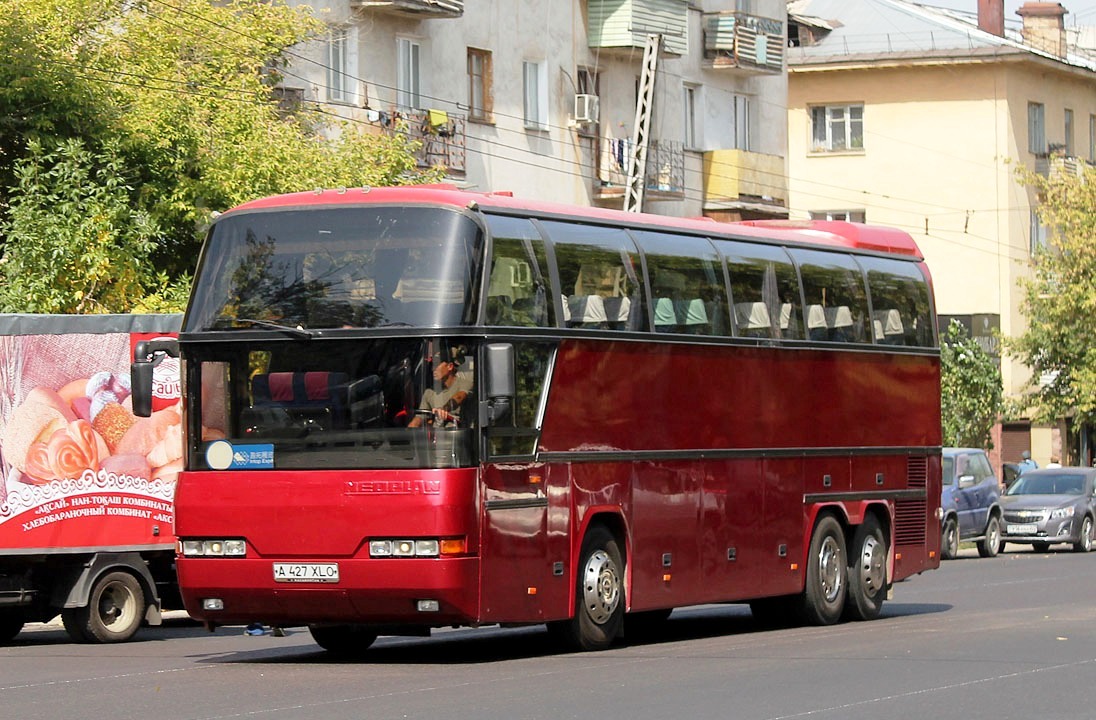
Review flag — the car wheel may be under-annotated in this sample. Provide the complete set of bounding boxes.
[977,515,1001,558]
[941,517,959,560]
[1073,516,1094,553]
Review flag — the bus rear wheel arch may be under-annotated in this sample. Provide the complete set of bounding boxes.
[548,523,625,651]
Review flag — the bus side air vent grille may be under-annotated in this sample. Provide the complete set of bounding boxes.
[905,455,928,488]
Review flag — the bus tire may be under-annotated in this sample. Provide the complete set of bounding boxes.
[844,515,887,621]
[0,609,24,644]
[308,624,378,656]
[550,525,624,651]
[62,571,145,643]
[797,514,847,626]
[941,517,959,560]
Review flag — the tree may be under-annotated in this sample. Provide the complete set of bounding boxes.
[940,320,1003,449]
[1008,163,1096,426]
[0,0,442,313]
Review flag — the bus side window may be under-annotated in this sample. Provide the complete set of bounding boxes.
[861,256,936,348]
[631,230,725,336]
[483,216,555,328]
[790,248,870,344]
[715,241,800,340]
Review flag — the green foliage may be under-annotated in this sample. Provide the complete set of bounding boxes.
[1008,164,1096,425]
[0,139,157,313]
[940,320,1003,449]
[0,0,443,313]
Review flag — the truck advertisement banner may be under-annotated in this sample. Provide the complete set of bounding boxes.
[0,315,183,552]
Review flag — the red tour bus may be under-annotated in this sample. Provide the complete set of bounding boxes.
[132,185,942,653]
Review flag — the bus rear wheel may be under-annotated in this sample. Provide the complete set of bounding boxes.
[308,624,378,656]
[549,525,624,651]
[844,515,887,621]
[62,571,145,643]
[797,515,847,626]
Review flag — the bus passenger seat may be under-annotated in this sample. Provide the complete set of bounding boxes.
[683,299,709,334]
[654,297,678,331]
[567,294,608,328]
[250,371,350,430]
[873,309,905,345]
[807,304,827,341]
[825,306,853,342]
[734,301,770,338]
[603,296,632,330]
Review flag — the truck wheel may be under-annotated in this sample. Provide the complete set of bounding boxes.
[0,610,24,643]
[548,525,624,651]
[844,515,887,621]
[977,515,1001,558]
[62,571,145,643]
[941,517,959,560]
[308,625,378,656]
[796,514,847,626]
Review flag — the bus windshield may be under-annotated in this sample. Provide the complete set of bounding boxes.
[189,337,478,470]
[185,206,483,332]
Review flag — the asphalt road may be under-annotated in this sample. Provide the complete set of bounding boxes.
[3,545,1096,720]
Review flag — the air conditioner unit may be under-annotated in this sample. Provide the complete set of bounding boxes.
[573,94,600,125]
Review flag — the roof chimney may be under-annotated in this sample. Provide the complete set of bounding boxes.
[978,0,1004,37]
[1017,2,1068,57]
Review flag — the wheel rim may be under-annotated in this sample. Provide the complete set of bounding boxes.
[582,549,621,625]
[944,522,957,555]
[988,519,1000,548]
[818,535,844,603]
[98,580,138,632]
[1084,519,1093,551]
[857,534,885,596]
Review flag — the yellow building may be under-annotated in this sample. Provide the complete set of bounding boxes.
[787,0,1096,467]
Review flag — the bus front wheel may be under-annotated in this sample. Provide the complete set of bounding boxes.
[844,515,887,621]
[797,515,847,626]
[549,525,624,651]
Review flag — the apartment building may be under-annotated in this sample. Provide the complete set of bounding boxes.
[280,0,789,220]
[786,0,1096,466]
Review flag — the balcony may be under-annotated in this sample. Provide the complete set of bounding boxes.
[1035,153,1088,179]
[594,138,685,201]
[703,149,787,215]
[392,108,466,175]
[587,0,688,56]
[703,12,784,74]
[349,0,463,18]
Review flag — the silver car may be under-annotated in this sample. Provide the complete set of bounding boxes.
[999,467,1096,553]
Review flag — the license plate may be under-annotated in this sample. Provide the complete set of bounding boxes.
[1007,524,1038,535]
[273,563,339,583]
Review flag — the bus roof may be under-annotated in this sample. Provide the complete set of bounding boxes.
[227,185,925,260]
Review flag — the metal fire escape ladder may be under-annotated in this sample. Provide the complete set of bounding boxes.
[623,33,662,214]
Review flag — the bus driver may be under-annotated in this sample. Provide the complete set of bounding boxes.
[408,349,472,428]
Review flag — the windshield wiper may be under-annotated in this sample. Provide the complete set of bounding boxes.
[219,317,319,339]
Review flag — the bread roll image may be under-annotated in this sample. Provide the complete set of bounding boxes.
[114,406,181,458]
[1,387,78,473]
[101,453,153,480]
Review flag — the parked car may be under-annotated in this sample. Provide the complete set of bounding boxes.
[999,467,1096,553]
[940,448,1003,559]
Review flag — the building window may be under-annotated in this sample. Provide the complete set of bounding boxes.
[810,104,863,152]
[810,210,866,223]
[397,38,421,110]
[683,83,700,149]
[1090,114,1095,163]
[327,28,353,104]
[467,48,492,122]
[1028,102,1045,155]
[523,60,548,130]
[1030,210,1050,254]
[732,94,752,151]
[1064,108,1074,156]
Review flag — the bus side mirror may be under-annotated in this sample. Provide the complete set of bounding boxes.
[485,343,515,425]
[131,338,180,417]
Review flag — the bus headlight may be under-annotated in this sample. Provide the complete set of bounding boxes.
[368,538,464,558]
[180,539,247,557]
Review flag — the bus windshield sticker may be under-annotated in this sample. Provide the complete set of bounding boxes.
[206,440,275,470]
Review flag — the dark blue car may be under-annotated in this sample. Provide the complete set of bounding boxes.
[941,448,1003,559]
